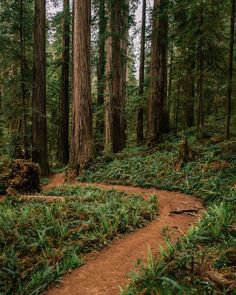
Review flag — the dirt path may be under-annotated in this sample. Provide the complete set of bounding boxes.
[44,173,66,191]
[43,174,204,295]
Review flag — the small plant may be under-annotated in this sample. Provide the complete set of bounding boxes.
[122,247,185,295]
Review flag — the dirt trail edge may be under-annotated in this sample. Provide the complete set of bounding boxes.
[44,174,204,295]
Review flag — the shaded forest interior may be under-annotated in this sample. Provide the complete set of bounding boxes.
[0,0,235,173]
[0,0,236,294]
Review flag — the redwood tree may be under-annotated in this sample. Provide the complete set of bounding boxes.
[197,1,204,138]
[136,0,146,143]
[58,0,70,165]
[225,0,236,139]
[147,0,168,145]
[96,0,106,149]
[32,0,48,176]
[120,0,129,148]
[70,0,93,170]
[105,0,126,153]
[19,0,30,159]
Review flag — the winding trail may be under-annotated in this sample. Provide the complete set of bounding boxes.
[43,174,204,295]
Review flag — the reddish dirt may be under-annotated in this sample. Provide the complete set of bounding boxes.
[0,195,6,202]
[43,172,66,192]
[44,174,204,295]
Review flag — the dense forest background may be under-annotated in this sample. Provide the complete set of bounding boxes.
[0,0,235,175]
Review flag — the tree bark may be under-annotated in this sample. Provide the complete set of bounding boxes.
[58,0,70,165]
[70,0,93,171]
[96,0,106,150]
[120,0,129,149]
[147,0,168,146]
[136,0,146,143]
[166,41,173,133]
[20,0,30,159]
[225,0,236,139]
[185,58,195,128]
[32,0,48,176]
[104,0,124,153]
[197,3,204,138]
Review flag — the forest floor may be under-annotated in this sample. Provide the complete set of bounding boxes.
[74,136,236,294]
[44,173,203,295]
[1,135,235,294]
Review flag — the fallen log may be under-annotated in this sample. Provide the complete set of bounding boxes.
[203,270,233,290]
[18,195,65,203]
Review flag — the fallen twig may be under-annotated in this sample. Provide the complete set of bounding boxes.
[169,208,199,215]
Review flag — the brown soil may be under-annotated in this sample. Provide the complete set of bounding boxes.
[43,172,66,191]
[44,173,204,295]
[0,195,6,202]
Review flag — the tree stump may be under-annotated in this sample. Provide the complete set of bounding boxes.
[175,138,195,171]
[0,160,41,195]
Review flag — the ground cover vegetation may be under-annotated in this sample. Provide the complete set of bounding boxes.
[79,133,236,294]
[0,186,158,294]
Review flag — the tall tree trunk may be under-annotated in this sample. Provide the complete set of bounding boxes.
[70,0,93,171]
[20,0,30,159]
[120,0,129,148]
[147,0,168,146]
[197,3,204,138]
[58,0,70,165]
[185,58,195,128]
[174,82,181,136]
[136,0,146,143]
[32,0,48,176]
[0,87,2,111]
[166,41,173,132]
[96,0,106,150]
[225,0,236,139]
[104,0,123,153]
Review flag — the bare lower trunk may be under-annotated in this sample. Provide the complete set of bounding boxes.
[136,0,146,143]
[105,0,123,153]
[185,59,195,128]
[96,0,106,149]
[120,0,129,149]
[58,0,70,165]
[225,0,236,139]
[166,42,173,133]
[20,0,30,159]
[147,0,168,145]
[70,0,93,171]
[197,3,204,139]
[32,0,48,176]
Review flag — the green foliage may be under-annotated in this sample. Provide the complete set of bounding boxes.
[0,0,34,158]
[0,186,158,294]
[79,135,236,294]
[122,247,185,295]
[80,137,236,204]
[122,200,236,295]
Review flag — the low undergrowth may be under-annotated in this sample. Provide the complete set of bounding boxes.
[79,136,236,204]
[122,202,236,294]
[0,186,158,294]
[79,135,236,294]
